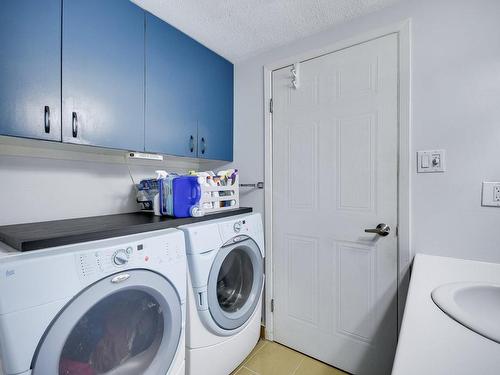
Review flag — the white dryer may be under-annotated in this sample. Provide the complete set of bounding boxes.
[0,229,186,375]
[179,213,264,375]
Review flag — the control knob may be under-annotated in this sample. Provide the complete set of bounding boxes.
[113,249,129,266]
[233,221,242,233]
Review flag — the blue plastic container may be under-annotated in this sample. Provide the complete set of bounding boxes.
[159,176,201,218]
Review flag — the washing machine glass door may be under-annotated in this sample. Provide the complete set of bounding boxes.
[208,237,264,330]
[32,270,182,375]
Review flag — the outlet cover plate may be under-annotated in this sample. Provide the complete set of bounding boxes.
[482,182,500,207]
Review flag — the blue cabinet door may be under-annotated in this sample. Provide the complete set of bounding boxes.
[62,0,145,151]
[145,13,198,157]
[0,0,61,141]
[195,48,234,161]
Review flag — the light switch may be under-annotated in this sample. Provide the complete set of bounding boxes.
[482,182,500,207]
[421,154,430,168]
[417,150,446,173]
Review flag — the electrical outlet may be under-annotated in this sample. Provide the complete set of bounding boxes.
[494,186,500,202]
[482,182,500,207]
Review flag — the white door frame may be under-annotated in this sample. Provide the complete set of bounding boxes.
[263,19,412,341]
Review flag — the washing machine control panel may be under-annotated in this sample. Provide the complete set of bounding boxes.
[76,235,184,282]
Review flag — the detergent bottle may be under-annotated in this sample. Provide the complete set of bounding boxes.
[159,175,202,218]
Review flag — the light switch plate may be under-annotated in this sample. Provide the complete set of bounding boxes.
[417,150,446,173]
[482,182,500,207]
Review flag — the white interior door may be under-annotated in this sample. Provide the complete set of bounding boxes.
[272,34,398,375]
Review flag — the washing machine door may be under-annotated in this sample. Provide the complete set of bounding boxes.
[32,269,182,375]
[207,236,264,330]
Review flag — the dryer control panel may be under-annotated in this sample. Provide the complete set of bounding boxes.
[220,218,251,239]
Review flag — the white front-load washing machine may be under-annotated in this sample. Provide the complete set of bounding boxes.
[179,213,264,375]
[0,228,186,375]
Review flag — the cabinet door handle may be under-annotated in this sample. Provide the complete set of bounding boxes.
[44,106,50,134]
[189,135,195,153]
[72,112,78,138]
[201,137,206,155]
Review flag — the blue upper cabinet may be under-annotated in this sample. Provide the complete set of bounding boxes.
[62,0,145,151]
[0,1,233,160]
[145,13,199,158]
[145,13,234,161]
[195,47,234,161]
[0,0,62,141]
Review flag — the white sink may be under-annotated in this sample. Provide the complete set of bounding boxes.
[431,282,500,343]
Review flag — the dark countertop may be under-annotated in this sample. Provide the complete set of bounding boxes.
[0,208,253,252]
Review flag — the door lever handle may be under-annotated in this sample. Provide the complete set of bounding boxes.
[364,223,390,236]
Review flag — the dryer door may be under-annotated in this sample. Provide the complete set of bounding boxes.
[207,237,264,330]
[32,269,182,375]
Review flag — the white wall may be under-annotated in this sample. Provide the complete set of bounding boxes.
[234,0,500,263]
[0,137,203,225]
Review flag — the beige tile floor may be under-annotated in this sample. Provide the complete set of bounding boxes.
[231,340,349,375]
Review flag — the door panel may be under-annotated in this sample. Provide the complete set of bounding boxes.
[145,13,198,157]
[286,235,319,325]
[62,0,144,151]
[337,113,376,212]
[196,47,233,161]
[0,0,61,141]
[337,241,376,342]
[272,34,399,375]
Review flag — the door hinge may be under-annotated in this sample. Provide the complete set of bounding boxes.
[270,298,275,312]
[269,98,273,114]
[396,225,399,236]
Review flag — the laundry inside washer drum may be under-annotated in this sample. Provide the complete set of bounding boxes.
[217,248,254,313]
[59,290,164,374]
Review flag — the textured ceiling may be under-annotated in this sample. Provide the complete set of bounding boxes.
[132,0,399,62]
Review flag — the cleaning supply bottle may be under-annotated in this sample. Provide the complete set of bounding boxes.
[154,170,168,216]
